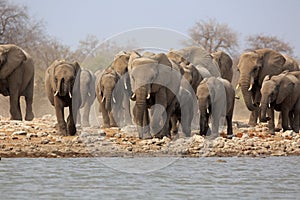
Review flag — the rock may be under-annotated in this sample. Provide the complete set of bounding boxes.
[28,133,38,138]
[282,130,297,138]
[0,137,6,140]
[121,125,136,133]
[127,146,133,151]
[191,134,205,143]
[98,130,106,136]
[12,131,27,136]
[41,139,50,144]
[0,132,6,137]
[242,133,249,139]
[114,133,122,138]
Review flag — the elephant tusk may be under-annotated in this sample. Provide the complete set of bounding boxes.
[146,93,151,99]
[69,92,72,98]
[54,91,59,96]
[88,92,91,97]
[235,84,240,90]
[268,103,271,108]
[124,82,127,90]
[101,96,105,103]
[207,108,210,114]
[248,84,253,91]
[131,93,136,100]
[113,96,116,103]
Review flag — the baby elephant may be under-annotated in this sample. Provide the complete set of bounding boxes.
[45,60,81,136]
[197,77,235,138]
[260,71,300,133]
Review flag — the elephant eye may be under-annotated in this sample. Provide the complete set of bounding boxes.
[54,77,58,82]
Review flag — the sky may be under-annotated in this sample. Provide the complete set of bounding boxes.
[13,0,300,56]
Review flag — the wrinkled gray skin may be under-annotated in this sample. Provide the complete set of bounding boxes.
[0,44,34,121]
[237,48,299,127]
[169,46,221,77]
[211,51,233,82]
[170,85,195,138]
[96,68,119,128]
[110,51,133,125]
[45,60,81,136]
[197,77,235,138]
[260,71,300,133]
[77,69,96,127]
[129,52,182,139]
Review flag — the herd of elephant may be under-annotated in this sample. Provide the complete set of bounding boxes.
[1,44,300,139]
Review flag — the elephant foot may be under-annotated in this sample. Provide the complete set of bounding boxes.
[141,132,152,139]
[110,123,118,127]
[67,122,77,136]
[25,112,34,121]
[274,127,282,132]
[248,122,257,127]
[102,124,110,128]
[226,134,233,139]
[81,122,90,127]
[57,122,67,135]
[10,115,22,121]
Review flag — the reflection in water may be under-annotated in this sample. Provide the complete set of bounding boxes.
[0,157,300,199]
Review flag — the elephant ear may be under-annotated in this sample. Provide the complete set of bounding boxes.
[151,53,172,68]
[0,45,26,79]
[47,60,63,91]
[73,61,81,76]
[276,77,294,104]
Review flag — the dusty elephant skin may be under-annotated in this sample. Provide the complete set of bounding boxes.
[45,60,82,136]
[237,48,299,127]
[96,68,120,128]
[129,52,182,139]
[260,71,300,133]
[77,69,96,127]
[197,77,235,137]
[0,44,34,121]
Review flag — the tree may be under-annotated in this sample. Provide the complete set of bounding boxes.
[188,18,239,54]
[246,34,294,55]
[0,0,44,49]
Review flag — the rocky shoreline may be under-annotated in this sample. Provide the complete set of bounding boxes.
[0,115,300,158]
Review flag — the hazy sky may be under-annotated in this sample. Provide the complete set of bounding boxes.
[13,0,300,55]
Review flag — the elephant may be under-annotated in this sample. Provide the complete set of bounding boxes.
[77,68,96,127]
[237,48,299,126]
[260,71,300,133]
[45,60,81,136]
[197,77,235,138]
[211,51,233,82]
[0,44,34,121]
[96,67,127,128]
[168,46,221,77]
[109,51,133,125]
[128,52,182,139]
[170,85,194,138]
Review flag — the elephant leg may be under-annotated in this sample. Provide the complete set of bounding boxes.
[109,111,117,127]
[24,78,34,121]
[170,113,179,139]
[67,104,76,136]
[123,96,132,125]
[9,94,22,120]
[54,98,67,135]
[100,101,110,128]
[77,109,82,125]
[142,109,151,139]
[275,113,283,131]
[281,111,290,131]
[82,104,91,127]
[267,108,275,134]
[180,104,192,137]
[226,115,233,138]
[248,110,259,126]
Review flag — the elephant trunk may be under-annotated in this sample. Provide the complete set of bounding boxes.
[135,88,148,127]
[104,90,113,112]
[260,96,269,122]
[239,74,257,111]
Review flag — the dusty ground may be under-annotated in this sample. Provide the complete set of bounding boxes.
[0,114,300,158]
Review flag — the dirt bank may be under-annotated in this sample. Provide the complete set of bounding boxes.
[0,115,300,158]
